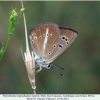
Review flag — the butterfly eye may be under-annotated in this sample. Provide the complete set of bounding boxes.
[47,63,52,69]
[34,36,37,40]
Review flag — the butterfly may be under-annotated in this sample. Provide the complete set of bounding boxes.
[29,22,78,74]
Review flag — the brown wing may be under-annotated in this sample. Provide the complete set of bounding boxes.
[29,22,61,60]
[44,27,78,64]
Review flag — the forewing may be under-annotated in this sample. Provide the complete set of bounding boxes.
[29,22,61,60]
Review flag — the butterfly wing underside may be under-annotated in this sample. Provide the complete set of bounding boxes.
[29,23,61,61]
[44,27,78,63]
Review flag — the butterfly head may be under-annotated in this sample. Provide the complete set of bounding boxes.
[45,63,52,69]
[33,52,52,69]
[36,60,52,69]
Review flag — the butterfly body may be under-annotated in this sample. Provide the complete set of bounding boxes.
[29,22,78,74]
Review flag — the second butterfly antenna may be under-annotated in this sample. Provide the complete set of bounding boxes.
[51,64,65,76]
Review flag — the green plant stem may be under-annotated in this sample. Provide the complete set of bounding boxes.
[0,34,12,60]
[13,14,22,33]
[0,11,23,61]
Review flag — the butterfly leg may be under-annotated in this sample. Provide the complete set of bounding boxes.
[35,66,42,75]
[31,64,38,70]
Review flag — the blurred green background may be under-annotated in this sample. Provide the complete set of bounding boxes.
[0,1,100,94]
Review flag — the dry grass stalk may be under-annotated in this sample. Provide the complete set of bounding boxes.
[21,0,36,94]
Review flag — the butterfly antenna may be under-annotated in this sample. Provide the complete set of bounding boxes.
[52,64,64,76]
[54,64,65,70]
